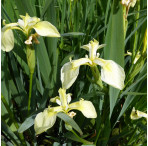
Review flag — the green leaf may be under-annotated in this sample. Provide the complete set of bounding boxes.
[1,51,11,109]
[1,141,7,146]
[18,115,36,133]
[104,0,124,118]
[108,127,133,143]
[13,0,35,16]
[125,17,147,45]
[122,92,147,96]
[97,117,111,146]
[52,142,61,146]
[13,46,29,76]
[114,73,147,127]
[82,145,96,146]
[127,57,145,84]
[40,0,53,18]
[61,32,85,37]
[61,53,74,66]
[8,52,28,115]
[44,1,59,95]
[64,132,82,143]
[120,73,147,98]
[57,112,83,135]
[36,38,51,85]
[2,120,20,146]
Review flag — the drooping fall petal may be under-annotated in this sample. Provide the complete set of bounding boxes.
[1,23,19,52]
[34,108,57,135]
[69,100,97,118]
[1,28,14,52]
[61,62,80,90]
[94,58,125,90]
[33,21,60,37]
[61,58,92,89]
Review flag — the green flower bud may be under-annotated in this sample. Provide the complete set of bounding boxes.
[26,45,35,74]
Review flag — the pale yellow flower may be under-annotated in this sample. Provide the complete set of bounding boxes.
[121,0,137,7]
[126,51,141,64]
[1,13,60,52]
[130,107,147,120]
[61,39,125,90]
[34,88,97,135]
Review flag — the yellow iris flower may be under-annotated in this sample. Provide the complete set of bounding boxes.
[61,39,125,90]
[34,88,97,135]
[1,13,60,52]
[130,107,147,120]
[126,51,141,64]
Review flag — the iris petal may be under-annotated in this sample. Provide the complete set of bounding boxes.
[69,100,97,118]
[1,28,14,52]
[130,107,147,120]
[34,109,57,135]
[33,21,60,37]
[61,58,91,89]
[61,62,80,89]
[94,58,125,90]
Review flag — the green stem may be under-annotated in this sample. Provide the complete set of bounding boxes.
[132,0,140,61]
[26,45,35,115]
[91,66,103,89]
[71,129,93,145]
[60,0,66,48]
[1,94,27,146]
[127,128,137,145]
[28,73,33,115]
[94,124,103,144]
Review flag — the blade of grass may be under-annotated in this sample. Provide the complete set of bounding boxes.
[125,17,146,45]
[13,0,35,16]
[2,120,20,146]
[1,94,27,145]
[57,112,83,135]
[36,38,51,85]
[104,0,125,118]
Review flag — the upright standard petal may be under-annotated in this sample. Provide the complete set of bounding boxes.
[59,88,68,110]
[61,62,80,89]
[94,58,125,90]
[69,100,97,118]
[33,21,60,37]
[89,40,106,60]
[81,44,90,52]
[1,28,14,52]
[34,108,57,135]
[81,39,106,60]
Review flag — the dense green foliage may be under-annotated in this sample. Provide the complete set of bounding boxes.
[1,0,147,145]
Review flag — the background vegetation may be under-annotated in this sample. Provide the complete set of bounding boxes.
[1,0,147,145]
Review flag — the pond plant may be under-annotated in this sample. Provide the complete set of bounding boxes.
[1,0,147,145]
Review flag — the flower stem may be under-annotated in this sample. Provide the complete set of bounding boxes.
[26,45,35,115]
[28,73,33,115]
[71,129,93,145]
[94,124,103,144]
[91,66,103,89]
[1,94,27,145]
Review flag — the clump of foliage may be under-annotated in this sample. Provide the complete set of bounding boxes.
[1,0,147,145]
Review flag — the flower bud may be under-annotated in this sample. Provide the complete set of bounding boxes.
[26,45,35,74]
